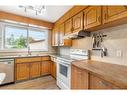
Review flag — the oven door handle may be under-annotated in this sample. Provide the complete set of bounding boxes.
[59,62,70,67]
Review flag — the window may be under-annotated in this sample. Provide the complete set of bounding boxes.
[0,23,48,52]
[5,26,28,49]
[29,29,48,51]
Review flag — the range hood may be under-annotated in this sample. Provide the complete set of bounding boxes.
[63,30,90,39]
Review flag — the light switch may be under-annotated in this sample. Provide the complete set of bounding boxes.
[116,50,122,57]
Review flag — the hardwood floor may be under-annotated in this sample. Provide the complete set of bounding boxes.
[0,76,59,89]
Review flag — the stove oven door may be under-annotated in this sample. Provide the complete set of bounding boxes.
[57,60,71,89]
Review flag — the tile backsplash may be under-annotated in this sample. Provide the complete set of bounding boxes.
[58,23,127,66]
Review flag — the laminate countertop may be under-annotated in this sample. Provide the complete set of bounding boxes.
[72,60,127,89]
[50,54,74,61]
[0,54,49,59]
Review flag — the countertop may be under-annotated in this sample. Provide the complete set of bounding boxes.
[50,54,74,60]
[72,60,127,89]
[0,54,49,59]
[0,54,72,60]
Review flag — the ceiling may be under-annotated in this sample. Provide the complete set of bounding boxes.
[0,5,73,23]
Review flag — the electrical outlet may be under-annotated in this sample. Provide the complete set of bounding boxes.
[116,50,122,57]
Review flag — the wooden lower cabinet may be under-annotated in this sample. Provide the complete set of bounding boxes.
[41,61,51,75]
[51,62,56,79]
[89,74,119,89]
[30,62,41,78]
[16,62,41,81]
[71,65,89,89]
[16,63,30,81]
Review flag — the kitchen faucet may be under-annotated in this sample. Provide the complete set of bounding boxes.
[28,46,32,56]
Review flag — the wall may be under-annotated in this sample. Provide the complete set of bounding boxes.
[0,11,54,29]
[58,23,127,66]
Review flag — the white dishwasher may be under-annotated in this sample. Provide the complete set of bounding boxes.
[0,58,14,85]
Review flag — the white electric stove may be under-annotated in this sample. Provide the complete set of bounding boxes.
[56,49,89,89]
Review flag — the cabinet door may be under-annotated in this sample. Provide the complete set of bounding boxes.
[16,63,29,81]
[59,23,72,46]
[72,12,83,33]
[71,65,89,89]
[90,74,119,89]
[55,27,59,46]
[59,23,65,46]
[51,28,55,46]
[64,18,72,35]
[51,62,56,78]
[103,6,127,24]
[41,61,51,75]
[30,62,41,78]
[84,6,101,29]
[52,27,59,46]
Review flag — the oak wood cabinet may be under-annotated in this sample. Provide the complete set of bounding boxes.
[89,74,119,89]
[72,12,83,33]
[71,65,89,89]
[51,62,56,79]
[15,57,41,63]
[16,63,30,81]
[103,6,127,24]
[84,6,102,29]
[16,62,41,81]
[59,23,64,46]
[30,62,41,78]
[15,56,51,81]
[52,28,55,46]
[41,61,51,75]
[52,27,59,46]
[64,18,73,35]
[42,56,50,61]
[59,23,72,46]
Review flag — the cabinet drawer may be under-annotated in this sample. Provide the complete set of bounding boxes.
[90,74,119,89]
[15,57,42,63]
[42,56,50,61]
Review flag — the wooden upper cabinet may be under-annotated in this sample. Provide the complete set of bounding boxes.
[84,6,102,29]
[59,23,72,46]
[30,62,41,78]
[59,23,65,46]
[103,6,127,24]
[52,27,59,46]
[72,12,83,33]
[64,18,72,35]
[16,63,30,81]
[51,28,55,46]
[55,27,59,46]
[71,65,89,89]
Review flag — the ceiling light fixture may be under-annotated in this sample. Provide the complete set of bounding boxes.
[19,5,46,15]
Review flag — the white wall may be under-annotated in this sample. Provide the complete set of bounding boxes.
[58,23,127,66]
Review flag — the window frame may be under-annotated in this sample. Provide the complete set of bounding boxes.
[4,25,28,51]
[0,22,49,52]
[28,27,48,52]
